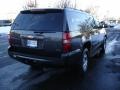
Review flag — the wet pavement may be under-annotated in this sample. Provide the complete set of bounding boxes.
[0,29,120,90]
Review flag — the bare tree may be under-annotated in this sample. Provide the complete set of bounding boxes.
[23,0,37,10]
[84,6,99,18]
[55,0,76,9]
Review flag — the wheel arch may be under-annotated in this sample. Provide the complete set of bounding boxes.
[83,41,92,56]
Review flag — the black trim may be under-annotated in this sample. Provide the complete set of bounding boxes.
[21,9,63,14]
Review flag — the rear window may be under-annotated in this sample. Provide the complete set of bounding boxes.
[11,12,63,32]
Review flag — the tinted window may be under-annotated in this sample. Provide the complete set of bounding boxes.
[66,10,91,32]
[92,18,99,27]
[12,12,63,32]
[66,11,81,31]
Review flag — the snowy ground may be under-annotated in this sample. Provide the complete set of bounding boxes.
[0,26,11,35]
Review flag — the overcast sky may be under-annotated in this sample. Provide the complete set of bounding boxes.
[0,0,120,19]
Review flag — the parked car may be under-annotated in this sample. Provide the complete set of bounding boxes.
[108,20,117,27]
[8,8,107,74]
[113,24,120,29]
[0,20,11,26]
[99,21,108,28]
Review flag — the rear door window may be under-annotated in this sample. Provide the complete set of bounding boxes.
[66,10,89,32]
[12,12,63,32]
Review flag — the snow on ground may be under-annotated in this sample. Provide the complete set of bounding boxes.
[106,39,117,54]
[113,24,120,29]
[0,26,11,35]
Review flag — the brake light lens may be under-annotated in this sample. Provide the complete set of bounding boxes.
[63,32,71,53]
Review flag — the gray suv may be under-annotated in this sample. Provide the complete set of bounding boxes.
[8,8,107,73]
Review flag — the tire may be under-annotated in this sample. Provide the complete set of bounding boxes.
[80,48,89,75]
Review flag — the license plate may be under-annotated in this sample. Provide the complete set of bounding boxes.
[27,40,37,48]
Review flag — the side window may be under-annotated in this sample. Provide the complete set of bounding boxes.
[91,17,99,29]
[84,15,93,30]
[66,11,82,32]
[66,10,93,32]
[88,16,93,27]
[79,13,93,32]
[90,17,95,28]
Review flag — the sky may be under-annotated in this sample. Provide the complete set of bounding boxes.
[0,0,120,20]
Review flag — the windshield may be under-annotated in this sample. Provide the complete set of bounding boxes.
[11,12,63,32]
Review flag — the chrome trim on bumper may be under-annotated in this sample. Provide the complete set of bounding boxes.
[14,55,49,62]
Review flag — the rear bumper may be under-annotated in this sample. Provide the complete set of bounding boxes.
[8,46,81,67]
[8,51,65,67]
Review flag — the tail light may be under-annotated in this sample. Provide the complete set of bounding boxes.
[63,32,71,53]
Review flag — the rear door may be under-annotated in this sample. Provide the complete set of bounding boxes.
[11,10,64,57]
[90,17,102,55]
